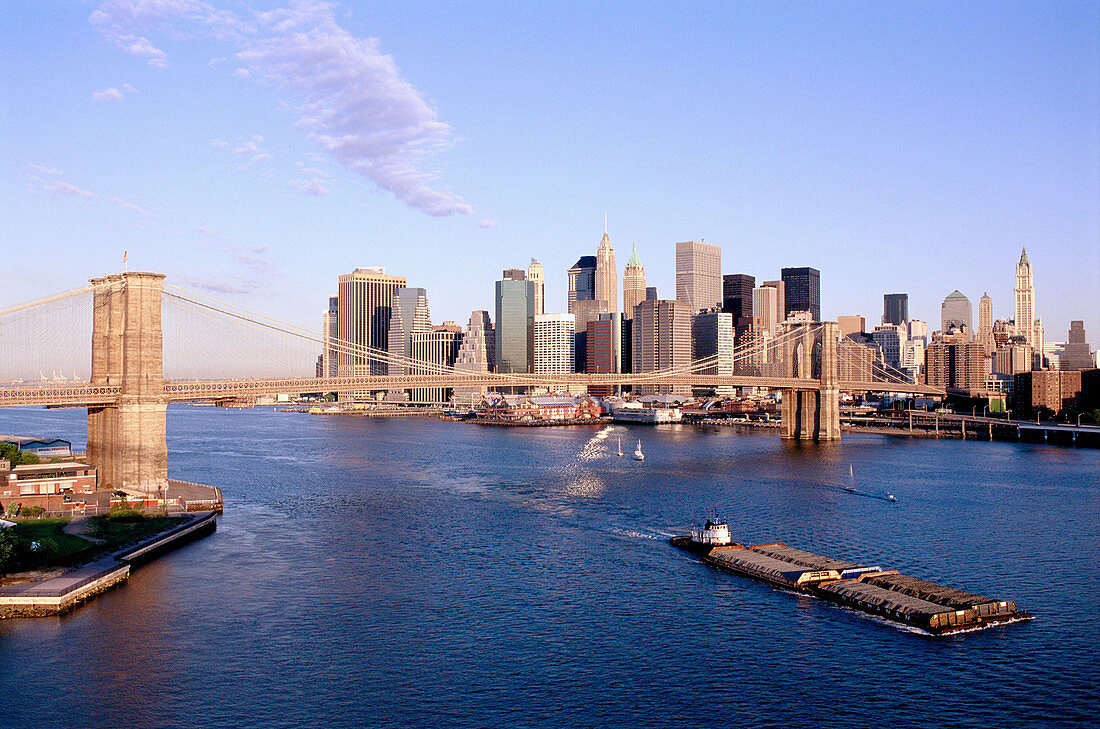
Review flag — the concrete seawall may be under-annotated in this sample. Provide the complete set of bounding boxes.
[0,511,217,619]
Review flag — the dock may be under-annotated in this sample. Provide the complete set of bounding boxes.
[0,511,217,618]
[671,536,1030,635]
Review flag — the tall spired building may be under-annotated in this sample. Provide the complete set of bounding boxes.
[1014,247,1041,349]
[622,243,646,318]
[594,228,617,314]
[527,258,545,316]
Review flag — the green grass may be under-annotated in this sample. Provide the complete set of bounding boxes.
[6,519,98,567]
[88,514,188,547]
[3,514,188,574]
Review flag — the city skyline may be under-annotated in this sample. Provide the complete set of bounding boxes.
[2,1,1096,339]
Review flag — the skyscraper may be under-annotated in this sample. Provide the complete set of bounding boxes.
[594,230,617,315]
[883,293,908,325]
[762,280,785,324]
[752,286,780,335]
[1061,321,1094,371]
[722,274,755,322]
[453,310,494,404]
[387,287,431,376]
[527,258,545,316]
[837,315,866,338]
[780,267,820,322]
[675,241,722,314]
[533,313,575,374]
[320,295,338,379]
[567,256,596,312]
[495,273,534,374]
[337,267,407,379]
[691,310,734,396]
[586,315,617,397]
[977,293,995,356]
[410,322,462,403]
[622,243,646,318]
[940,290,972,337]
[633,299,692,396]
[928,335,986,394]
[1014,247,1041,349]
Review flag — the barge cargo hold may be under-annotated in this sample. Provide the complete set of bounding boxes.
[670,533,1031,635]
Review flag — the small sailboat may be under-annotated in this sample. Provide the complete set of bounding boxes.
[633,439,644,461]
[617,437,623,457]
[845,464,856,492]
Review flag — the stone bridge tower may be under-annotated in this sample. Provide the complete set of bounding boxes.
[86,272,168,495]
[780,321,841,441]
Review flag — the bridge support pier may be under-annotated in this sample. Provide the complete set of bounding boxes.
[86,272,168,496]
[779,322,840,441]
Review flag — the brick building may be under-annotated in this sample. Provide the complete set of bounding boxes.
[1012,370,1082,417]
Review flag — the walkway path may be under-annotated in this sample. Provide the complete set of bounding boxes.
[61,516,106,545]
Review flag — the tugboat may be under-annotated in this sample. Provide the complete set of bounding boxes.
[691,517,731,546]
[633,439,644,461]
[670,516,732,557]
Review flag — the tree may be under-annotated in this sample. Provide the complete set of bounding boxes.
[0,528,19,575]
[0,442,40,467]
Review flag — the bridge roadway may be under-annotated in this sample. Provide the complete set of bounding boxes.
[0,373,944,407]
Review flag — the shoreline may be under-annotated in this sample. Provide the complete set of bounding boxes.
[0,510,218,619]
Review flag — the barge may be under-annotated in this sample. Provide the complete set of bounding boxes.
[671,521,1031,635]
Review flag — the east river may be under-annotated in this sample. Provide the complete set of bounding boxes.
[1,406,1098,728]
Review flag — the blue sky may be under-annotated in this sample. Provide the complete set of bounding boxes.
[2,0,1097,345]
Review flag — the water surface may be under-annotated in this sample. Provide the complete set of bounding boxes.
[1,406,1096,728]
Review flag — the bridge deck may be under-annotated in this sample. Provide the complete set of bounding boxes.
[0,375,943,407]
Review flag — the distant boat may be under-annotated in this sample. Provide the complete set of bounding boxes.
[886,493,898,502]
[617,437,623,457]
[845,464,856,492]
[633,439,644,461]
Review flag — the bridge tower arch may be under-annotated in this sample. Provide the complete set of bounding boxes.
[780,321,840,441]
[86,272,168,495]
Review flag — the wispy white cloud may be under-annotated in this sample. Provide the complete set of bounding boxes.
[89,0,247,68]
[89,0,471,216]
[197,225,230,239]
[28,164,63,177]
[27,164,151,214]
[93,83,137,102]
[93,87,125,102]
[233,135,271,166]
[47,181,97,198]
[478,219,498,229]
[291,162,331,195]
[175,274,258,294]
[111,197,153,215]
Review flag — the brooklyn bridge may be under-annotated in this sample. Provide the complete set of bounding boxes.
[0,271,944,495]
